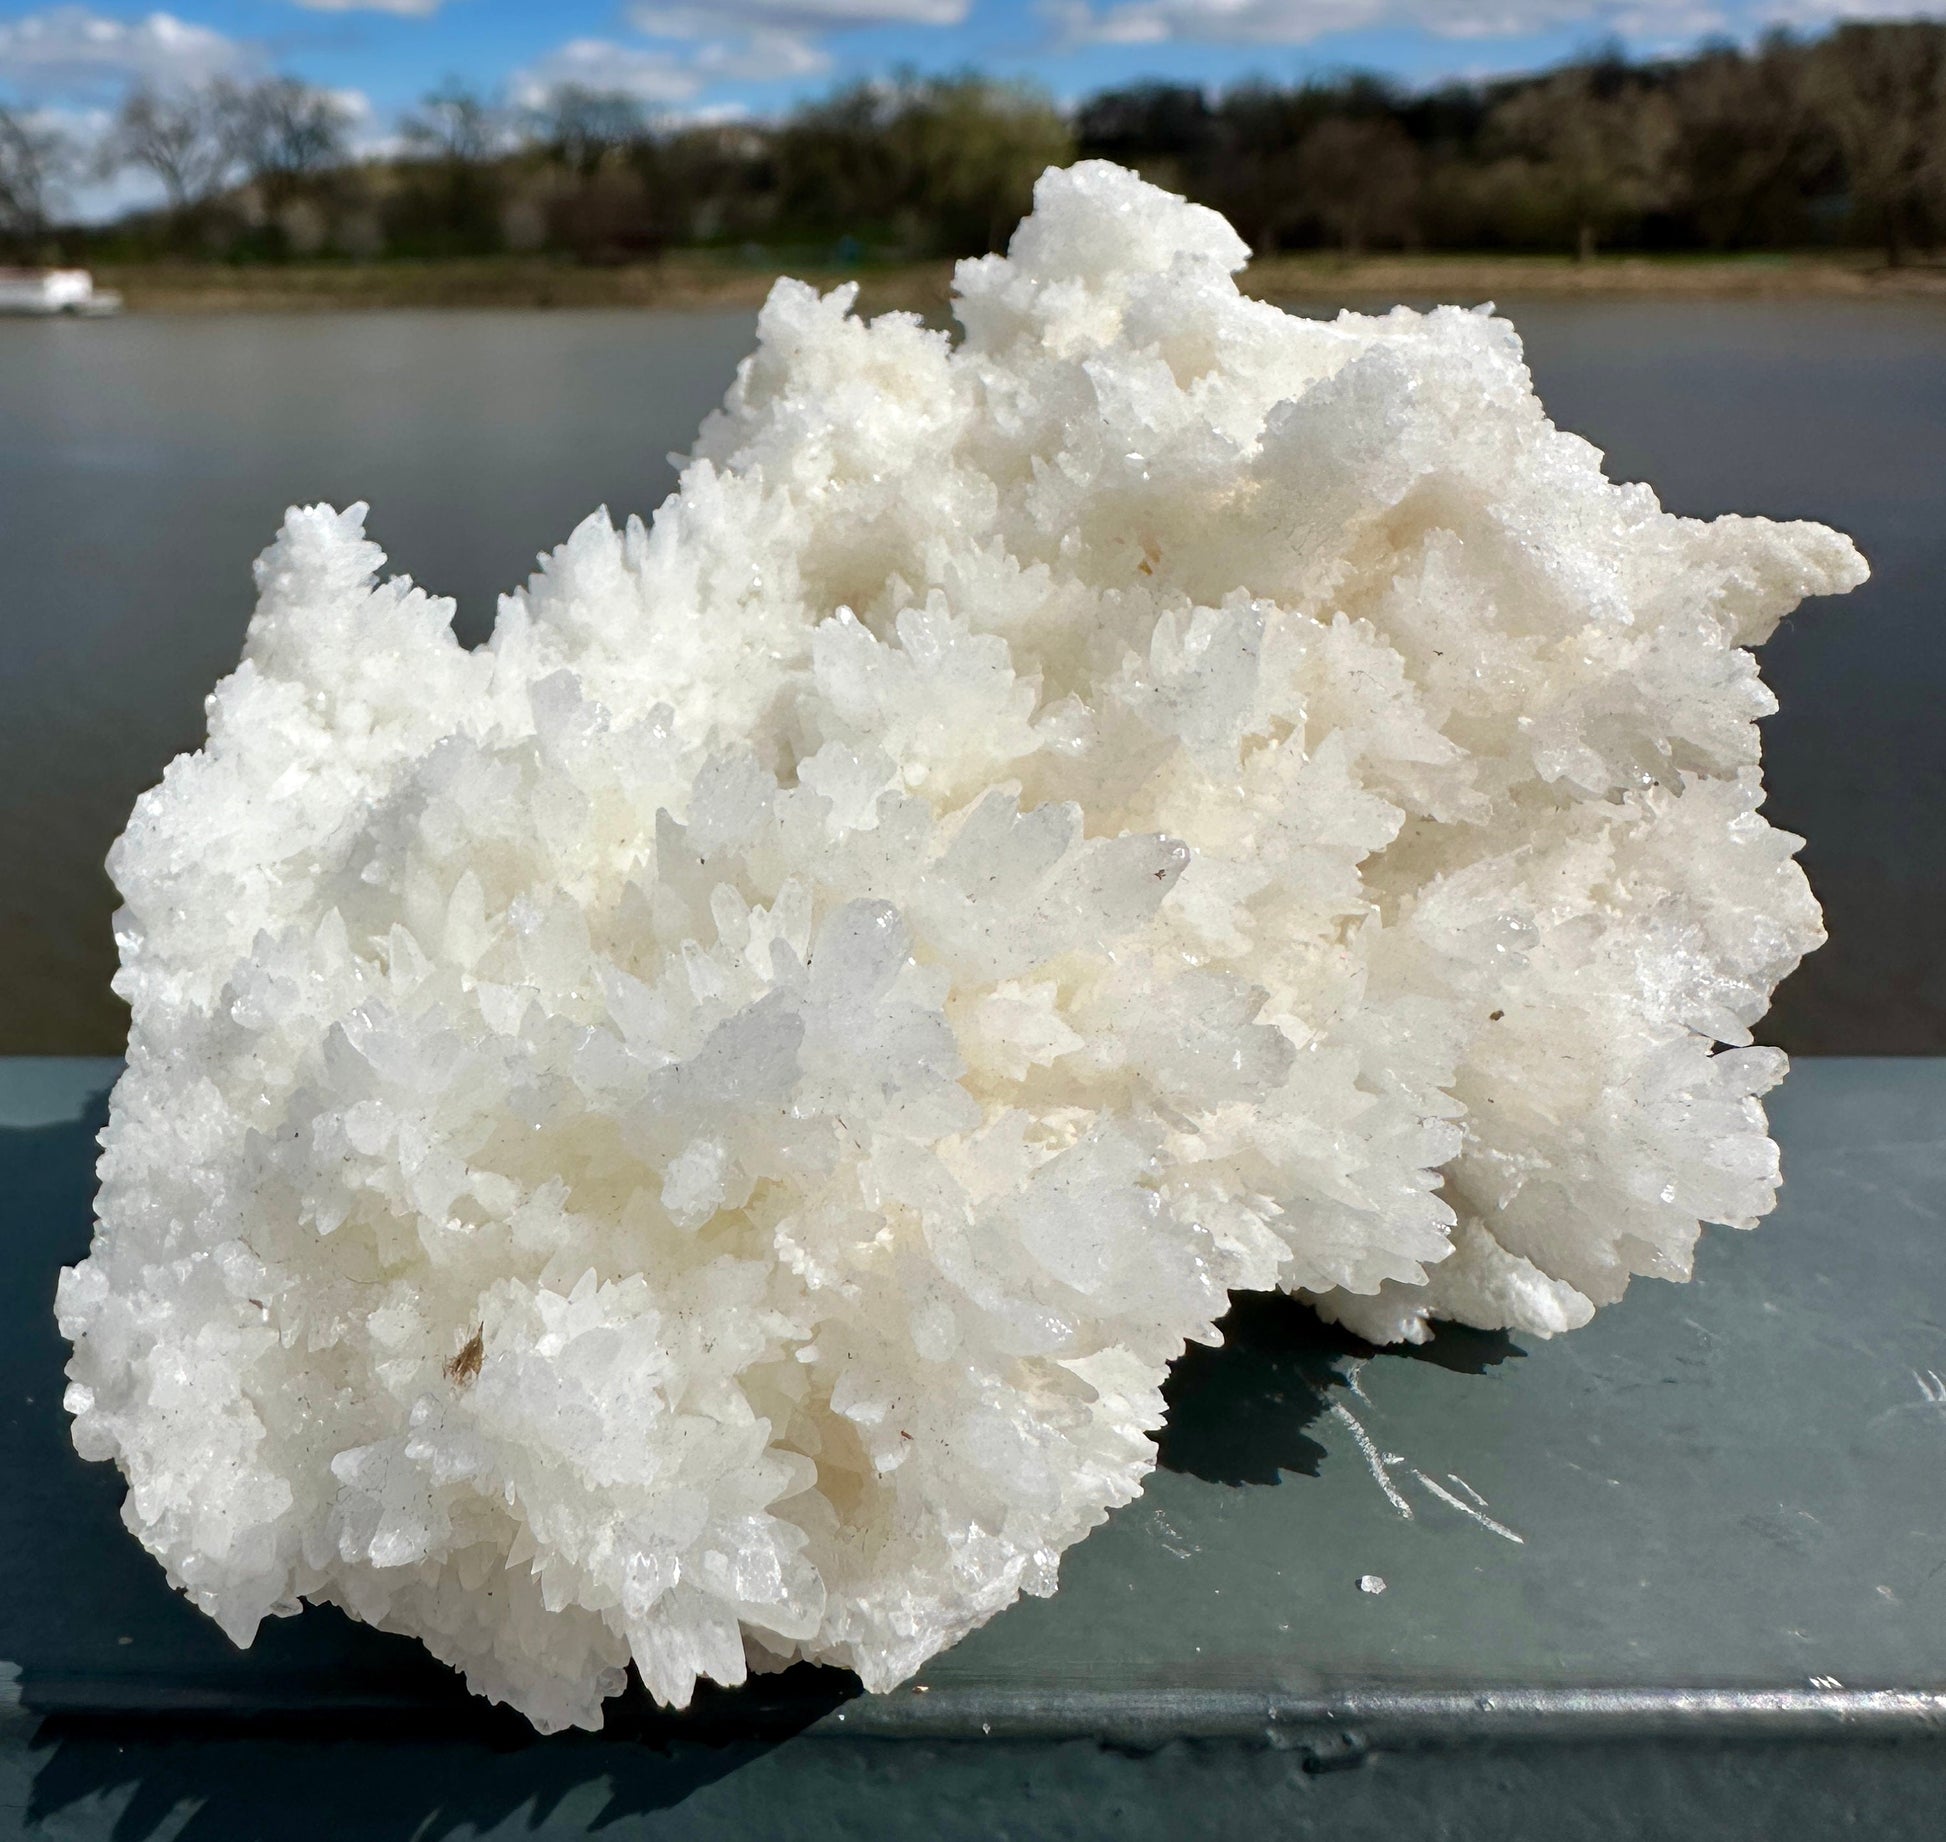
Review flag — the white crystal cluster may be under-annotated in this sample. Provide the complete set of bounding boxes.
[60,162,1863,1731]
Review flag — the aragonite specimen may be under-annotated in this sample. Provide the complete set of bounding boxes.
[59,162,1864,1731]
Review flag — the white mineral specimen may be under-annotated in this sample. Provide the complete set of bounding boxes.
[59,162,1864,1731]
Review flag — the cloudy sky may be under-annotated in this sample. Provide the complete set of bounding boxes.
[0,0,1933,157]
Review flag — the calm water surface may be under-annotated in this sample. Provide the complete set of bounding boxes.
[3,301,1942,1051]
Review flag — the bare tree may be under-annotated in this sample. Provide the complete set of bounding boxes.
[229,77,351,212]
[103,82,241,234]
[32,26,1946,271]
[1665,38,1834,251]
[1293,116,1421,253]
[1807,23,1946,266]
[777,75,1072,257]
[1489,59,1675,260]
[404,82,500,167]
[530,86,648,179]
[0,103,71,252]
[391,82,507,255]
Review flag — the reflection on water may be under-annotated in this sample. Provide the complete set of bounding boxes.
[3,300,1942,1051]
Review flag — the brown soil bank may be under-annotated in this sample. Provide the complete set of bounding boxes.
[97,252,1946,315]
[96,258,953,315]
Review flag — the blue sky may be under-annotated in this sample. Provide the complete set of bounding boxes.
[2,0,1937,153]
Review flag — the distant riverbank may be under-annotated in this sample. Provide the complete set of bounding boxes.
[91,251,1946,316]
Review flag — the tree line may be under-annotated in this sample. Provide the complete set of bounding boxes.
[3,23,1944,269]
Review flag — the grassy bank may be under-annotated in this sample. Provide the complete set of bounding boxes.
[94,256,956,316]
[1247,251,1946,303]
[95,250,1946,315]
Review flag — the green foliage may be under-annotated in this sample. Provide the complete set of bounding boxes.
[1804,23,1946,264]
[776,74,1074,256]
[60,27,1946,266]
[1073,30,1946,259]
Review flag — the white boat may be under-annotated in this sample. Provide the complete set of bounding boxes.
[0,269,123,317]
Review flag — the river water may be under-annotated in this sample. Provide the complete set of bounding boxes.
[3,300,1941,1052]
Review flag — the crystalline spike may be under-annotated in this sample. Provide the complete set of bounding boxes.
[61,161,1861,1731]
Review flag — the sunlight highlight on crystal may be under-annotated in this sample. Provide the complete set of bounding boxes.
[58,162,1864,1731]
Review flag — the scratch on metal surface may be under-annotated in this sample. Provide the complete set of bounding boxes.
[1151,1508,1197,1561]
[1330,1401,1413,1520]
[1865,1367,1946,1431]
[1413,1469,1526,1545]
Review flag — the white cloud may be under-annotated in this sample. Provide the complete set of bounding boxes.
[630,0,967,32]
[695,31,833,78]
[0,99,164,221]
[326,86,407,160]
[514,0,966,123]
[1757,0,1946,22]
[513,17,843,110]
[0,6,256,100]
[289,0,445,14]
[510,39,709,108]
[1043,0,1369,47]
[677,99,756,123]
[552,0,959,116]
[1047,0,1933,46]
